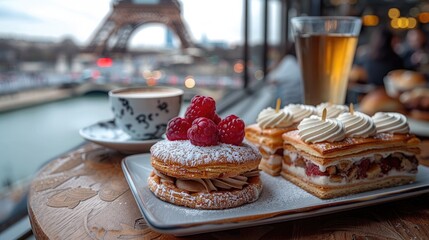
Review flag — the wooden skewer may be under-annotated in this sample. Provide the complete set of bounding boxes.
[322,108,327,121]
[275,98,281,113]
[350,103,355,115]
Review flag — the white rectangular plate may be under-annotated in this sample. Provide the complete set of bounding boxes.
[122,153,429,236]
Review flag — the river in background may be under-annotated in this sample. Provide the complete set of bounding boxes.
[0,93,112,189]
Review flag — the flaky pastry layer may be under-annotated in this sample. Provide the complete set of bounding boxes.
[282,130,420,159]
[245,123,296,150]
[148,172,262,209]
[259,157,282,176]
[150,140,261,179]
[281,168,415,199]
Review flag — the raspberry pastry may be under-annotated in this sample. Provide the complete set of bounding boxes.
[148,95,262,209]
[245,104,315,175]
[281,110,420,199]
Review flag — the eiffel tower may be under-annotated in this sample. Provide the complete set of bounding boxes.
[85,0,194,55]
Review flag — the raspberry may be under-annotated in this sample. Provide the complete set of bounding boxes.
[380,158,392,174]
[358,159,370,178]
[166,117,191,141]
[218,115,245,145]
[213,113,222,125]
[187,117,218,146]
[305,162,327,176]
[390,157,401,170]
[185,95,216,123]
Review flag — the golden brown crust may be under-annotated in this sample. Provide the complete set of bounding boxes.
[150,141,261,179]
[148,172,263,209]
[151,155,260,179]
[245,123,296,150]
[282,130,420,159]
[259,157,282,176]
[280,168,416,199]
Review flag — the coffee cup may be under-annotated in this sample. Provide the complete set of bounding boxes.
[109,86,184,140]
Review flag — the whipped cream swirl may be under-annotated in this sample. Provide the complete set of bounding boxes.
[154,169,259,193]
[372,112,409,134]
[337,111,376,138]
[298,115,346,143]
[257,107,294,129]
[316,103,349,118]
[283,104,317,123]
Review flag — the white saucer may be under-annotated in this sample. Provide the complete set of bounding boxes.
[79,120,162,154]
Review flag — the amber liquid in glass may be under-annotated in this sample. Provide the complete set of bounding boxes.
[296,34,358,105]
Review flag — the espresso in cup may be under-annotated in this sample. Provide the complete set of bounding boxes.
[109,87,183,140]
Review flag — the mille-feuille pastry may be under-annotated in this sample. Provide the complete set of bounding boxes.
[316,102,349,118]
[281,110,420,199]
[148,95,262,209]
[245,107,295,175]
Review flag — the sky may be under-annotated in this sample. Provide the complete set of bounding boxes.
[0,0,280,47]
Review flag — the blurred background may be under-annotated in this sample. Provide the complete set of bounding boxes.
[1,0,429,236]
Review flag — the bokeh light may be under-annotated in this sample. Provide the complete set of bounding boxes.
[146,77,156,86]
[419,12,429,23]
[408,17,417,28]
[96,58,113,68]
[233,61,244,73]
[184,76,196,88]
[254,70,264,81]
[388,8,400,19]
[362,15,379,27]
[391,17,417,29]
[391,18,399,29]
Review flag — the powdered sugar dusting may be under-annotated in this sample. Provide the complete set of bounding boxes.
[151,140,261,166]
[125,155,429,232]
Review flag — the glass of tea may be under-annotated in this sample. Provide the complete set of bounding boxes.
[291,16,361,105]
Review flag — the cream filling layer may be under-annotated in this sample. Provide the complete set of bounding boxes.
[282,164,416,186]
[284,150,415,172]
[154,169,259,193]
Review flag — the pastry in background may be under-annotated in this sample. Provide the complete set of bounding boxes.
[400,88,429,121]
[359,88,406,116]
[384,69,426,98]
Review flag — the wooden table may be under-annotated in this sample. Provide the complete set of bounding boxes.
[28,142,429,239]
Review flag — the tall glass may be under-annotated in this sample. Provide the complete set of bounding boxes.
[291,16,361,105]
